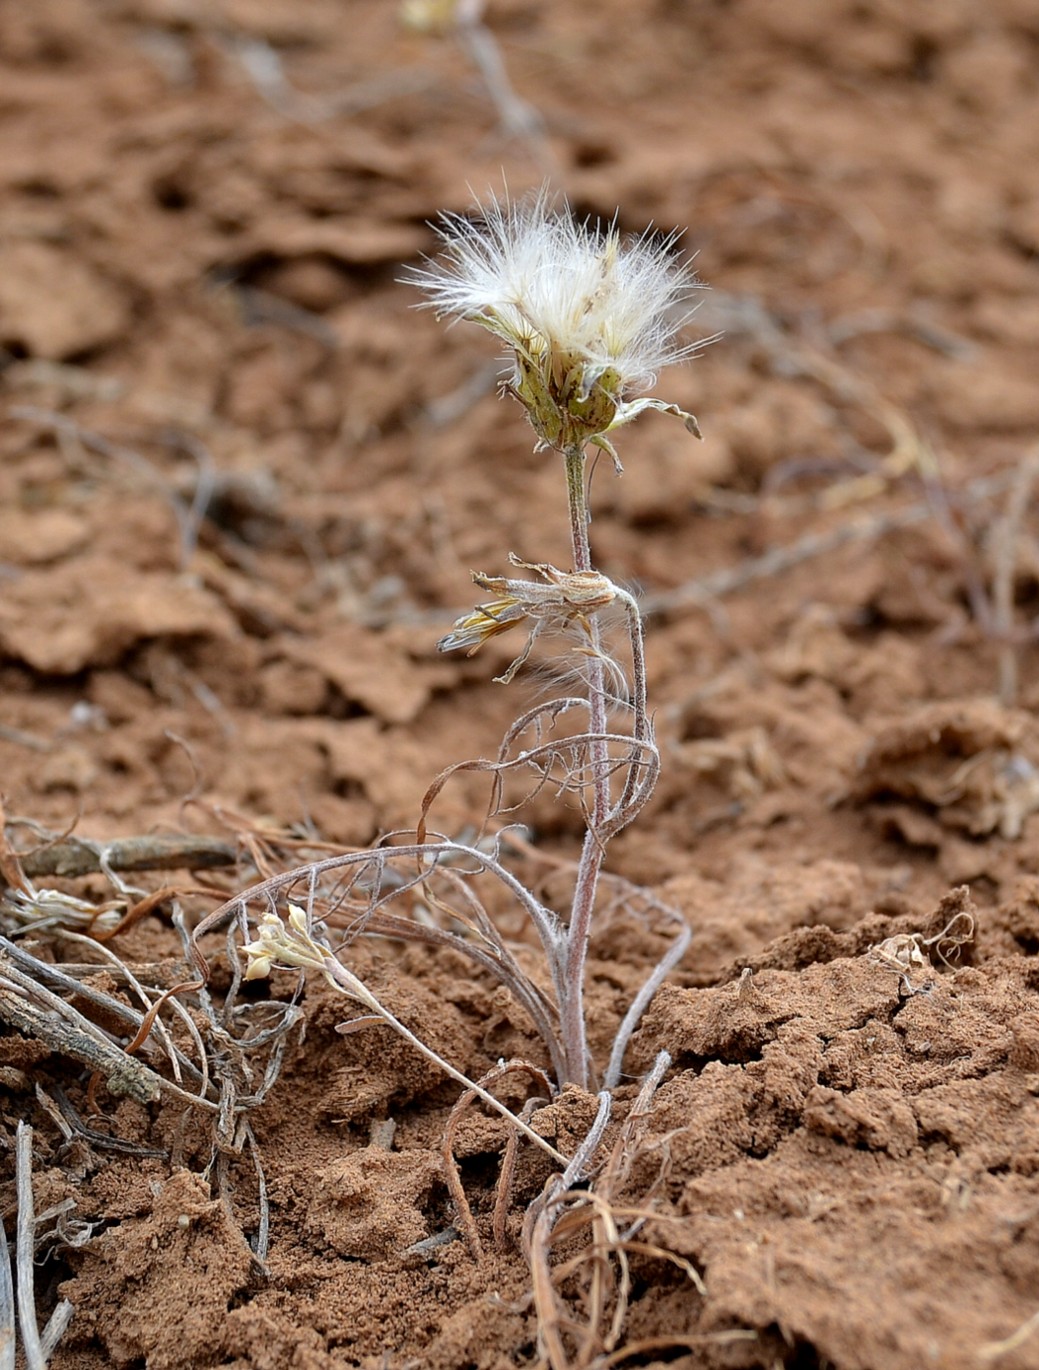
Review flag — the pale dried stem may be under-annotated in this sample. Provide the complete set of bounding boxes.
[530,1091,612,1243]
[0,966,154,1107]
[50,926,203,1092]
[0,1199,12,1370]
[493,1095,542,1251]
[314,948,569,1167]
[979,1305,1039,1362]
[524,1056,682,1367]
[558,448,660,1088]
[240,1121,271,1266]
[454,3,550,153]
[603,924,687,1090]
[8,830,237,882]
[598,1049,673,1211]
[525,1093,613,1370]
[0,938,211,1108]
[14,1124,74,1370]
[993,449,1039,707]
[441,1059,554,1258]
[642,467,1026,617]
[193,840,574,1076]
[15,1124,44,1370]
[594,1330,760,1368]
[560,449,612,1087]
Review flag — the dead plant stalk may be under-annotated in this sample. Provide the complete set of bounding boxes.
[411,186,703,1088]
[201,189,704,1229]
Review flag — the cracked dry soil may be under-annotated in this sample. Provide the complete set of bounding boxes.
[2,2,1039,1367]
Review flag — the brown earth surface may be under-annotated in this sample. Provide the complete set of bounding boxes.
[2,1,1039,1367]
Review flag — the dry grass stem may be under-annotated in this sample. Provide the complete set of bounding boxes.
[0,935,213,1106]
[1,851,299,1268]
[0,1205,12,1370]
[8,830,238,882]
[992,448,1039,706]
[441,1059,555,1258]
[14,1124,75,1370]
[520,1051,697,1368]
[404,1,555,171]
[8,406,214,572]
[644,466,1029,618]
[978,1306,1039,1362]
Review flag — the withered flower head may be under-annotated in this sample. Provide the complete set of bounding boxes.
[408,188,704,458]
[438,554,618,683]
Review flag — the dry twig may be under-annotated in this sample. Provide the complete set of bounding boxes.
[440,1058,554,1258]
[13,1124,74,1370]
[11,832,238,883]
[991,449,1039,706]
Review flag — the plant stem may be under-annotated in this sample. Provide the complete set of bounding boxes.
[322,955,569,1165]
[559,446,610,1087]
[564,446,593,572]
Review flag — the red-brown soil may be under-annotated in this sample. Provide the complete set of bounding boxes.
[2,2,1039,1367]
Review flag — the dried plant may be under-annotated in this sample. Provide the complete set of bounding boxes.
[411,186,702,1086]
[192,188,705,1261]
[1,1124,75,1370]
[0,188,706,1365]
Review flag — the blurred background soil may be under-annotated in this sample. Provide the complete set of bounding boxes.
[1,1,1039,1367]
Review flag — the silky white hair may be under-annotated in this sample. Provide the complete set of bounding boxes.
[407,186,703,397]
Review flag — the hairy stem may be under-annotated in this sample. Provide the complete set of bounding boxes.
[559,446,610,1087]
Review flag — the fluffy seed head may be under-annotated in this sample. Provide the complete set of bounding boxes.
[407,188,704,453]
